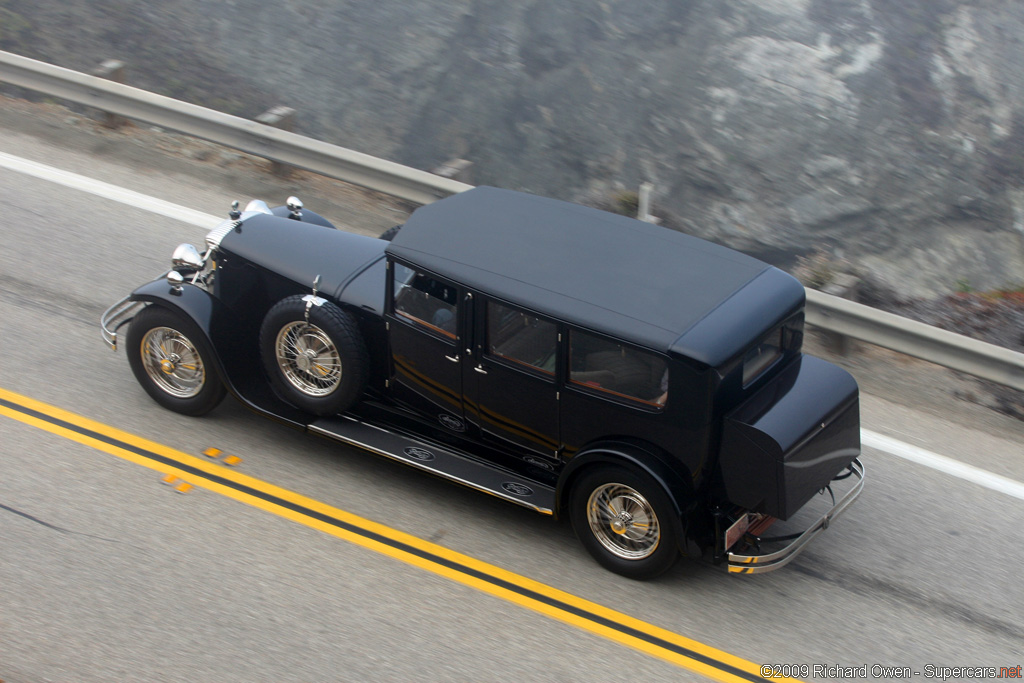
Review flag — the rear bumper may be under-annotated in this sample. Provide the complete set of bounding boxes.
[727,459,864,574]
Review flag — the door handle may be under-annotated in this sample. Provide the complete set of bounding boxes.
[474,365,488,375]
[445,354,460,363]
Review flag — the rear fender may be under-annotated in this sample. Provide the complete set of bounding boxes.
[557,441,702,556]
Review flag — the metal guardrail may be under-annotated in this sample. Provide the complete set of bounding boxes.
[0,51,471,205]
[2,50,1022,391]
[806,290,1023,391]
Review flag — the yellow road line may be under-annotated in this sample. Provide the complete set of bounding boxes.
[0,386,795,683]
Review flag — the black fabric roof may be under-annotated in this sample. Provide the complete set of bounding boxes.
[387,187,802,363]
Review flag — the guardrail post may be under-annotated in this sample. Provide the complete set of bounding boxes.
[255,106,296,177]
[91,60,127,128]
[432,158,473,184]
[818,274,861,355]
[637,182,660,223]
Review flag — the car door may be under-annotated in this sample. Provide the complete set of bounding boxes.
[386,261,467,430]
[467,298,561,459]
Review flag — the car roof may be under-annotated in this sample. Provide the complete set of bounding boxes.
[387,187,803,365]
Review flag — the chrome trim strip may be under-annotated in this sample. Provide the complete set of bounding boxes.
[309,417,555,515]
[727,459,865,575]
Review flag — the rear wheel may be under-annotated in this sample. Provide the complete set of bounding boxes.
[569,464,680,580]
[126,305,226,416]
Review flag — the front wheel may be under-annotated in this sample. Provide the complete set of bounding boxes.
[569,465,680,580]
[126,305,227,416]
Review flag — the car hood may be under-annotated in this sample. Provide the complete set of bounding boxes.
[218,213,386,299]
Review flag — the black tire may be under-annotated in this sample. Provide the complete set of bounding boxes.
[259,296,369,416]
[378,224,402,241]
[126,305,227,416]
[569,464,680,580]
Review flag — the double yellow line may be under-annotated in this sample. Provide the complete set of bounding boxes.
[0,386,786,683]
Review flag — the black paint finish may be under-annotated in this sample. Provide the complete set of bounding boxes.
[116,188,862,570]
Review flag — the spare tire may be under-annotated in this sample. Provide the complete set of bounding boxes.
[259,295,369,415]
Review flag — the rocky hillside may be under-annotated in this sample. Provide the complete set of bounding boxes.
[3,0,1024,297]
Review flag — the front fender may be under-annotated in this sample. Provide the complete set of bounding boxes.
[131,278,219,334]
[128,279,236,390]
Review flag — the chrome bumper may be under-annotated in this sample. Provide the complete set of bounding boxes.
[727,459,865,574]
[100,295,145,350]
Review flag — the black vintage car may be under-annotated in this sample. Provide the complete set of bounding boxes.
[102,187,863,579]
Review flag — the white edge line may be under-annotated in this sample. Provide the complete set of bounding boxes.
[0,150,218,227]
[862,429,1024,501]
[5,151,1023,503]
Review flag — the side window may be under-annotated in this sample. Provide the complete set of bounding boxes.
[569,331,668,407]
[486,302,557,375]
[393,263,458,340]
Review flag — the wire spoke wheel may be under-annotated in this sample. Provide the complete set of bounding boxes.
[140,326,206,398]
[275,321,343,396]
[260,296,368,416]
[127,306,225,416]
[586,482,661,561]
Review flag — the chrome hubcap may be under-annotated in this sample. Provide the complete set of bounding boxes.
[295,349,318,373]
[587,483,660,560]
[141,327,205,398]
[275,322,342,396]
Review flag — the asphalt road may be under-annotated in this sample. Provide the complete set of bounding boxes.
[1,109,1023,682]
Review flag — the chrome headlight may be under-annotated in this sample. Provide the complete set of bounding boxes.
[172,243,205,270]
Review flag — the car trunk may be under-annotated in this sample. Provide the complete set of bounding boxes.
[717,355,860,520]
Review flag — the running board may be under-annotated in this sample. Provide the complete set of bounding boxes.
[309,415,556,515]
